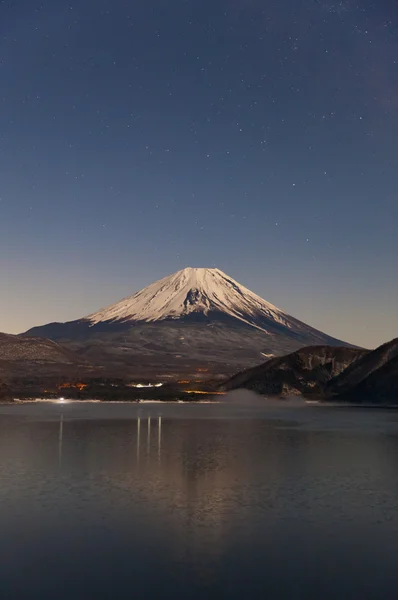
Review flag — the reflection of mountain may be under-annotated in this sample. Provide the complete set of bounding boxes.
[2,407,398,575]
[2,409,398,597]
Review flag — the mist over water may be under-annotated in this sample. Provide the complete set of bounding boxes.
[1,395,398,434]
[221,389,308,407]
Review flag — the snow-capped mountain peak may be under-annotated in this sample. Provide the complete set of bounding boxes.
[24,267,351,373]
[86,267,291,331]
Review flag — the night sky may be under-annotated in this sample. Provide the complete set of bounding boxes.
[1,0,397,348]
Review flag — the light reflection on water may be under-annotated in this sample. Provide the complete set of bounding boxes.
[1,401,398,599]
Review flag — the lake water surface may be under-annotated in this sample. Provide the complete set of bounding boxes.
[1,400,398,599]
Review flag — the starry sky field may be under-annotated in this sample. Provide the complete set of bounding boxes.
[1,0,397,348]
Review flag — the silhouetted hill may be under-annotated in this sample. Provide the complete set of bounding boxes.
[0,332,91,380]
[336,354,398,404]
[0,332,78,363]
[223,345,366,396]
[326,338,398,396]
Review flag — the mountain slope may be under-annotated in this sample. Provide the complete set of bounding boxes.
[223,346,366,396]
[84,268,348,343]
[24,267,353,376]
[0,381,11,402]
[0,332,88,380]
[326,338,398,396]
[0,332,78,363]
[224,338,398,403]
[87,267,302,330]
[336,353,398,404]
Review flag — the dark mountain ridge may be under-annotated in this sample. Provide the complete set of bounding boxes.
[0,332,90,380]
[326,338,398,396]
[327,338,398,404]
[337,353,398,404]
[224,345,366,396]
[224,338,398,404]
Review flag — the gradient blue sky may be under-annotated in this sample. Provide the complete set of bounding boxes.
[1,0,397,348]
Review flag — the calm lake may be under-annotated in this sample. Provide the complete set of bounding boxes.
[1,399,398,599]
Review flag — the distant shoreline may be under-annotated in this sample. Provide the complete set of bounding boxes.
[3,397,398,409]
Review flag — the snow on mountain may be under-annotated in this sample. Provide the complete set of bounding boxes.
[86,267,293,332]
[23,266,352,377]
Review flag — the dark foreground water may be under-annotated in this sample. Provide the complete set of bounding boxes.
[1,399,398,599]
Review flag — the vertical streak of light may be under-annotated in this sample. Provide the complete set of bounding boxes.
[147,416,151,459]
[137,417,141,465]
[158,415,162,463]
[58,413,64,469]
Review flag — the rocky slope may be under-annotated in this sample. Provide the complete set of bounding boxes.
[0,332,90,380]
[337,354,398,404]
[326,338,398,396]
[0,333,78,363]
[327,338,398,404]
[223,345,366,396]
[224,338,398,404]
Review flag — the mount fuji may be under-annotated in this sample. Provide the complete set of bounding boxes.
[24,268,352,376]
